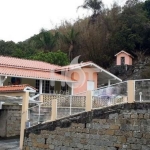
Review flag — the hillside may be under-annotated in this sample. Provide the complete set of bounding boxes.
[109,57,150,79]
[0,0,150,70]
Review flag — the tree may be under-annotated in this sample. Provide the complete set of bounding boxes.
[144,0,150,17]
[0,40,17,56]
[78,0,103,23]
[12,48,26,58]
[61,28,79,62]
[109,0,149,53]
[30,50,69,66]
[13,42,36,58]
[36,28,59,52]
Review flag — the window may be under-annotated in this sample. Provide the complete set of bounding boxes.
[35,80,54,93]
[44,81,50,93]
[87,81,94,90]
[35,80,39,92]
[61,83,69,94]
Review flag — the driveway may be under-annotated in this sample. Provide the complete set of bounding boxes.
[0,138,19,150]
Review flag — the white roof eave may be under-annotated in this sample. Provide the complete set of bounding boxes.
[0,74,76,83]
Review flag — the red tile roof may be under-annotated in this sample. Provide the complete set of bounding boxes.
[0,56,122,84]
[0,84,36,93]
[0,56,75,82]
[0,56,59,71]
[0,66,74,82]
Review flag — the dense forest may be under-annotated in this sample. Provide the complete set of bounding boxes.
[0,0,150,67]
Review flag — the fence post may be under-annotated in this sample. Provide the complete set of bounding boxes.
[127,80,135,103]
[51,99,57,121]
[86,90,92,111]
[69,95,72,115]
[39,94,43,103]
[20,92,29,150]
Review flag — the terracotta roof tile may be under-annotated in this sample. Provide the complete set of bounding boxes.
[0,66,75,82]
[0,56,59,71]
[0,84,36,93]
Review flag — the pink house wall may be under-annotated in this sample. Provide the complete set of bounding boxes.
[129,56,132,65]
[116,52,132,65]
[70,68,97,94]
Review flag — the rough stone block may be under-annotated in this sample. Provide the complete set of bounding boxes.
[109,113,118,119]
[105,130,115,135]
[110,125,120,130]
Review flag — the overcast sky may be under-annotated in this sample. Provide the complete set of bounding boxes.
[0,0,126,43]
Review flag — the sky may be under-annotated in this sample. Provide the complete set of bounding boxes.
[0,0,126,43]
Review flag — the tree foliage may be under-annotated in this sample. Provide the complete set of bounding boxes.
[78,0,103,23]
[61,28,79,62]
[0,0,150,67]
[30,50,69,66]
[34,28,59,52]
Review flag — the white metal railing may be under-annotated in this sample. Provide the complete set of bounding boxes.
[27,101,52,127]
[134,79,150,102]
[57,91,86,119]
[27,92,86,127]
[26,82,129,127]
[92,82,128,109]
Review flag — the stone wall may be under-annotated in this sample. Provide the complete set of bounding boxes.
[0,105,21,137]
[23,103,150,150]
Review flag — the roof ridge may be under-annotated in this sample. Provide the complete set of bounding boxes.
[0,55,60,67]
[115,50,134,58]
[0,64,54,71]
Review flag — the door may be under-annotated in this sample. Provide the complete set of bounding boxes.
[87,81,95,91]
[121,57,125,65]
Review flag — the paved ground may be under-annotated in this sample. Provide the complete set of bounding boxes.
[0,138,19,150]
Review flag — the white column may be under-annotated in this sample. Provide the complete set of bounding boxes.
[0,76,3,86]
[0,76,7,86]
[39,80,43,94]
[0,102,2,109]
[71,83,73,95]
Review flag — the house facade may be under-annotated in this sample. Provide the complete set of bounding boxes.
[115,50,134,66]
[0,56,122,96]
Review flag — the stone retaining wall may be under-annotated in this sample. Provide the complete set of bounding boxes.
[0,105,21,137]
[23,103,150,150]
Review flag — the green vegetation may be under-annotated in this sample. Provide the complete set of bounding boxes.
[61,28,79,62]
[30,50,69,66]
[0,0,150,67]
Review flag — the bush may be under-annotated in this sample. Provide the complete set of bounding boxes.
[30,50,69,66]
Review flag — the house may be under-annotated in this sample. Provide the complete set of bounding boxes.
[115,50,134,66]
[0,56,122,96]
[0,56,122,149]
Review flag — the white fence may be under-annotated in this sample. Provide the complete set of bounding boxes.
[27,82,130,127]
[27,92,86,127]
[92,82,128,109]
[27,101,52,127]
[57,92,86,119]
